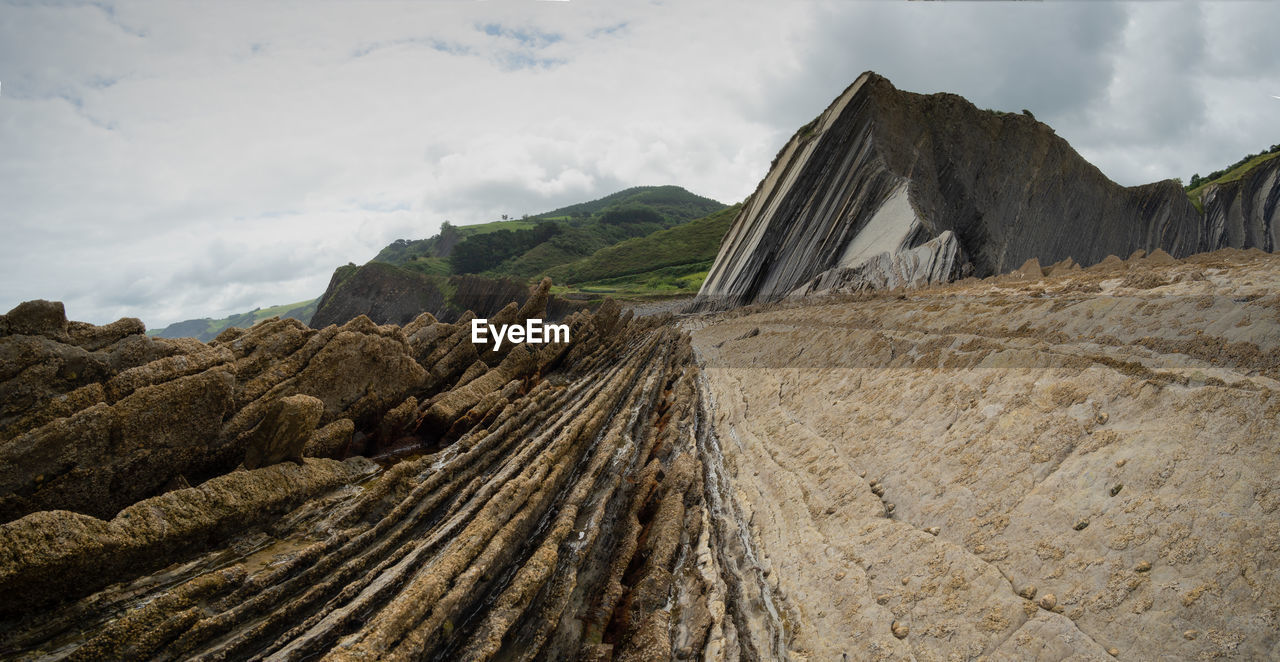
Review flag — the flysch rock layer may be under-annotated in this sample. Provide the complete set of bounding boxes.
[3,252,1278,660]
[694,72,1280,310]
[1200,154,1280,253]
[789,229,972,299]
[0,284,780,661]
[686,247,1280,660]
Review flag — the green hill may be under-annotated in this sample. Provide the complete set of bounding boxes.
[149,298,317,341]
[1187,144,1280,211]
[548,204,740,286]
[372,186,726,280]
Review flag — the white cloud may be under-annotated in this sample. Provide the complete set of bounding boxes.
[1,1,1276,327]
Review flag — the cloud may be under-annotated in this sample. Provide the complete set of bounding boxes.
[1,1,1277,328]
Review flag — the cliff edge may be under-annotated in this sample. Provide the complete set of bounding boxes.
[695,72,1277,309]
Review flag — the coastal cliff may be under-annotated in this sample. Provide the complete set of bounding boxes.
[1198,153,1279,252]
[696,72,1276,309]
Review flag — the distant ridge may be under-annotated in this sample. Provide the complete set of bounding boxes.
[150,299,316,341]
[311,185,726,327]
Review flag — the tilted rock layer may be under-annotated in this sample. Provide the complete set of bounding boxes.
[688,247,1280,660]
[696,72,1279,309]
[2,252,1278,660]
[0,284,781,660]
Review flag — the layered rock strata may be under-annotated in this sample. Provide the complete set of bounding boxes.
[2,249,1278,660]
[0,282,786,660]
[1199,154,1280,252]
[695,72,1279,310]
[688,247,1280,659]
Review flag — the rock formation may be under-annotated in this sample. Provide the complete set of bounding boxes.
[695,72,1279,309]
[1199,154,1279,252]
[2,248,1278,659]
[311,264,588,328]
[789,229,972,298]
[3,73,1278,661]
[310,261,450,328]
[688,247,1280,660]
[0,285,755,660]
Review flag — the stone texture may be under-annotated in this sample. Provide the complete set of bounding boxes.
[688,248,1280,660]
[1199,154,1280,252]
[790,230,972,297]
[0,300,69,341]
[0,456,375,618]
[242,394,324,469]
[2,250,1275,660]
[0,302,713,662]
[694,72,1276,311]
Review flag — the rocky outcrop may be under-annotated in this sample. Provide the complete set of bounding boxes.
[1199,154,1280,252]
[688,248,1280,660]
[242,394,324,469]
[2,251,1277,660]
[0,295,745,662]
[0,299,434,524]
[310,262,588,328]
[310,261,449,328]
[0,457,376,617]
[695,72,1272,309]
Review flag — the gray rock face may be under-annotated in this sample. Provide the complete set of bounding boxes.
[1199,155,1280,252]
[790,230,972,298]
[695,72,1274,310]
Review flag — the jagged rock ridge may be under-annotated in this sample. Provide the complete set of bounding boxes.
[696,72,1278,309]
[0,285,780,660]
[3,250,1279,660]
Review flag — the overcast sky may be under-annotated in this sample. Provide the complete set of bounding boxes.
[2,1,1277,328]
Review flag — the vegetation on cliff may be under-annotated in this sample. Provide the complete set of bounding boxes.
[1186,144,1280,211]
[309,186,729,327]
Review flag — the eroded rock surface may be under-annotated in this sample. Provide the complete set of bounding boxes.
[688,248,1280,660]
[2,251,1276,660]
[0,286,774,661]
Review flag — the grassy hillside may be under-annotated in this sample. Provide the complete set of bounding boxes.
[548,204,740,285]
[559,262,714,298]
[1187,145,1280,211]
[150,298,317,341]
[369,186,726,280]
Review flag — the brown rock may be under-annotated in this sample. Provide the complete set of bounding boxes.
[243,394,324,469]
[304,418,355,459]
[1,300,69,341]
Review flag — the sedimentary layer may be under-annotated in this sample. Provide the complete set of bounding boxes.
[695,72,1279,309]
[1199,154,1280,253]
[687,247,1280,660]
[0,285,784,660]
[3,250,1278,660]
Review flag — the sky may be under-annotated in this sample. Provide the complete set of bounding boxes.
[2,1,1277,328]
